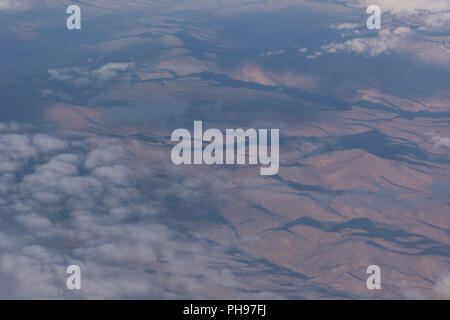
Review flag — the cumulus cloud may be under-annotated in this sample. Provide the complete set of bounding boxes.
[369,0,450,31]
[435,273,450,298]
[333,0,450,33]
[306,51,322,59]
[322,25,450,66]
[0,123,286,299]
[421,12,450,31]
[0,128,215,298]
[91,63,135,81]
[48,67,92,86]
[432,136,450,148]
[0,122,33,132]
[261,49,285,57]
[48,63,134,86]
[341,0,450,16]
[0,0,33,11]
[326,0,450,65]
[322,28,411,57]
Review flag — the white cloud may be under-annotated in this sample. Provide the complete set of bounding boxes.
[261,49,285,57]
[432,136,450,148]
[306,51,322,59]
[435,273,450,298]
[322,25,450,66]
[322,28,410,56]
[84,142,125,169]
[32,134,68,153]
[338,0,450,32]
[328,1,450,64]
[421,12,450,31]
[0,123,284,299]
[48,67,91,86]
[0,0,33,11]
[342,0,450,15]
[92,63,135,81]
[48,63,134,86]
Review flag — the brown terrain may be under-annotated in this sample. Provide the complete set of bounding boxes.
[0,0,449,299]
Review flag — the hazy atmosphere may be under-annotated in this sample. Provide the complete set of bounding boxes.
[0,0,449,299]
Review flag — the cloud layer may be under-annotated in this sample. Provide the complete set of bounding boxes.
[48,63,135,86]
[0,124,252,299]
